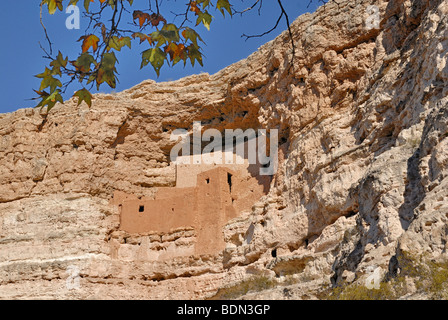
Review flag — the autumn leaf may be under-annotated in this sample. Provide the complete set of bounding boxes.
[190,1,201,14]
[132,32,153,45]
[149,13,167,27]
[173,43,187,66]
[165,42,186,65]
[36,0,230,110]
[94,22,108,41]
[78,34,100,53]
[73,88,93,107]
[133,10,151,27]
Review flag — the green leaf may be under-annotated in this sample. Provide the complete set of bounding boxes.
[196,10,213,31]
[50,51,68,76]
[187,44,203,67]
[181,27,204,47]
[107,0,116,9]
[36,67,62,93]
[35,67,52,79]
[107,36,132,52]
[96,52,118,89]
[217,0,232,17]
[45,0,63,15]
[73,88,93,107]
[197,0,211,9]
[162,24,180,42]
[151,24,180,48]
[101,52,118,69]
[141,47,167,77]
[71,53,96,73]
[33,89,49,108]
[96,68,117,89]
[35,90,63,112]
[84,0,93,12]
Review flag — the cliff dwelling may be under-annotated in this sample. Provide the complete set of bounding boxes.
[111,158,270,256]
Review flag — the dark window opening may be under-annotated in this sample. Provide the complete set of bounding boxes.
[206,178,210,184]
[271,249,277,258]
[261,162,270,168]
[139,205,145,213]
[172,208,175,212]
[227,173,232,193]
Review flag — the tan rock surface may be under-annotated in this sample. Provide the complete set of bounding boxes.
[1,0,448,299]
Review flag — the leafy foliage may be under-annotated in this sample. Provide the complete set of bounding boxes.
[35,0,236,111]
[36,0,322,111]
[324,253,448,300]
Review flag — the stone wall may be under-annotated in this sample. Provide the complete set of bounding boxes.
[115,166,266,256]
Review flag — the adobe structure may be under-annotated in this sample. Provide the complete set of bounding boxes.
[111,164,270,256]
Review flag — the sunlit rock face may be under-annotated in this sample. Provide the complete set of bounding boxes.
[0,0,447,299]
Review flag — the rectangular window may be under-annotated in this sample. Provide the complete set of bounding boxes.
[227,173,232,193]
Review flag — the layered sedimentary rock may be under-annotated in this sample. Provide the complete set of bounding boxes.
[0,0,447,299]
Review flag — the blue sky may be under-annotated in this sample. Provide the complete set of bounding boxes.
[0,1,321,114]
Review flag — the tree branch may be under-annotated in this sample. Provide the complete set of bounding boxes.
[39,1,53,56]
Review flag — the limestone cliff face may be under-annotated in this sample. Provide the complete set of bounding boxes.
[1,0,448,299]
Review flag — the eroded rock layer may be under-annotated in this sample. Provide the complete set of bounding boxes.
[1,0,447,299]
